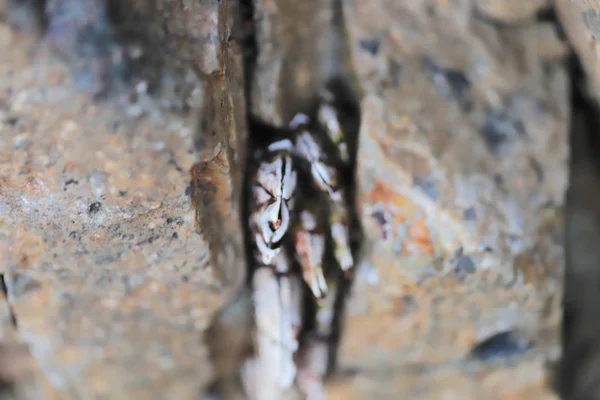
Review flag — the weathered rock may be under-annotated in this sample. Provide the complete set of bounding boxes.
[0,275,46,400]
[0,22,228,397]
[475,0,549,24]
[249,0,356,125]
[557,0,600,99]
[337,0,567,397]
[188,0,247,289]
[0,0,575,398]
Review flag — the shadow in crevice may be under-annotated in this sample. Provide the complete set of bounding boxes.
[202,0,365,396]
[558,54,600,400]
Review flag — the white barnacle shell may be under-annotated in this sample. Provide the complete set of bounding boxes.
[253,185,273,206]
[289,113,311,130]
[251,268,299,394]
[318,103,344,144]
[255,233,281,265]
[268,138,294,153]
[300,210,318,231]
[295,228,328,299]
[329,204,354,272]
[257,199,290,245]
[318,102,350,163]
[295,131,322,163]
[257,156,284,198]
[281,154,297,201]
[253,153,296,247]
[311,162,341,201]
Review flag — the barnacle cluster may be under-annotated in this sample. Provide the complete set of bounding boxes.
[241,88,358,399]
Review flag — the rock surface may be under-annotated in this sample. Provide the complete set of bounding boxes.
[336,1,566,398]
[0,24,226,398]
[0,0,578,399]
[557,0,600,101]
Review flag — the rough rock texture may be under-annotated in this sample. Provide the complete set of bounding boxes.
[0,25,227,398]
[334,1,567,398]
[0,0,580,399]
[249,0,355,125]
[236,0,569,398]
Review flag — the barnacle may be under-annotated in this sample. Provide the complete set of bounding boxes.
[329,201,354,274]
[248,148,297,266]
[290,114,343,202]
[242,265,303,398]
[240,89,359,398]
[318,102,349,163]
[288,111,355,277]
[296,281,339,399]
[292,206,328,299]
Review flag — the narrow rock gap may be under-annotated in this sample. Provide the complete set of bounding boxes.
[205,0,364,397]
[236,0,258,119]
[0,275,17,329]
[558,52,600,400]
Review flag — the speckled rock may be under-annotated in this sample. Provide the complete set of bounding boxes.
[557,0,600,100]
[0,0,574,399]
[0,23,226,398]
[249,0,356,125]
[340,0,566,398]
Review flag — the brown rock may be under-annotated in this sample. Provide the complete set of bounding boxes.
[339,0,566,397]
[557,0,600,99]
[0,21,229,397]
[0,0,573,398]
[475,0,549,24]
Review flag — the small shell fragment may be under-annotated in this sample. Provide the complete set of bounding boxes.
[296,283,339,400]
[245,267,303,398]
[317,103,349,163]
[330,202,354,273]
[249,150,297,266]
[294,209,328,299]
[294,130,342,201]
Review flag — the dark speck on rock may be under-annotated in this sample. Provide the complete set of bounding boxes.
[10,272,42,298]
[456,255,476,275]
[481,107,525,155]
[64,179,79,186]
[119,191,127,197]
[4,116,20,126]
[470,330,531,361]
[529,157,544,182]
[171,232,179,240]
[166,217,183,226]
[389,59,402,87]
[185,184,193,197]
[422,56,473,111]
[137,234,160,246]
[359,38,380,55]
[414,176,438,200]
[393,294,418,317]
[494,174,504,185]
[88,202,102,214]
[464,207,477,221]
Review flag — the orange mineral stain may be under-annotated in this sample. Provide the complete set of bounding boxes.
[369,180,435,256]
